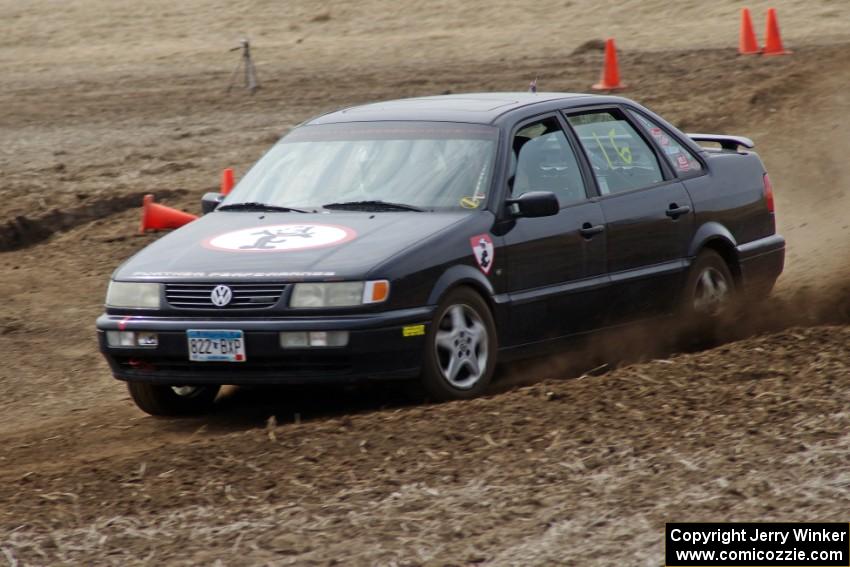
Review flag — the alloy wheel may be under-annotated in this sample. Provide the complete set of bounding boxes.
[693,267,730,315]
[434,304,489,389]
[171,385,201,397]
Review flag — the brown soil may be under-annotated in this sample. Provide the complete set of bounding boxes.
[0,1,848,564]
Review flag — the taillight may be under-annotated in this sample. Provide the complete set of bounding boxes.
[763,173,775,213]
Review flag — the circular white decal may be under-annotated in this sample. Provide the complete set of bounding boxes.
[205,224,356,252]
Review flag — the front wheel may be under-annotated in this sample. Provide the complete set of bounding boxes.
[420,288,497,401]
[127,382,220,416]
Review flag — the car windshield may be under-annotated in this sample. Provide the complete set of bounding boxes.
[224,121,499,211]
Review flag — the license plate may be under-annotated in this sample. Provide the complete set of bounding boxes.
[187,330,246,362]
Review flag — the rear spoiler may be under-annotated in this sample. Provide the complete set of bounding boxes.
[687,133,755,151]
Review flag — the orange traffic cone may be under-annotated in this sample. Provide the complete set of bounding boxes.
[221,168,235,195]
[738,8,760,55]
[138,194,198,234]
[763,8,790,55]
[592,38,624,90]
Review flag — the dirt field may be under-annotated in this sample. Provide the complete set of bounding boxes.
[0,1,848,565]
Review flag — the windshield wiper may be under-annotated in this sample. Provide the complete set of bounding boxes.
[217,202,310,213]
[322,200,424,212]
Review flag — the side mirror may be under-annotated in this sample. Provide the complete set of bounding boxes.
[201,192,224,215]
[506,191,559,218]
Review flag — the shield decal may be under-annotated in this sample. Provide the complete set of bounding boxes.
[469,234,495,275]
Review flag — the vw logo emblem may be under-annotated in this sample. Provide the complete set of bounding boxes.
[210,285,233,307]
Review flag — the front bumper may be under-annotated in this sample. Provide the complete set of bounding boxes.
[96,306,434,385]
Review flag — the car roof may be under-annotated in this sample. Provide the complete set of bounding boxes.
[307,92,610,125]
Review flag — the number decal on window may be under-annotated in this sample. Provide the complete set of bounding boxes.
[590,129,633,167]
[591,132,614,169]
[568,110,664,194]
[608,128,633,165]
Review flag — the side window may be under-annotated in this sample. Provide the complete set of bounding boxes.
[630,111,703,175]
[566,110,663,195]
[511,117,587,207]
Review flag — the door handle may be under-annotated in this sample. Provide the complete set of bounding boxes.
[579,223,605,238]
[666,203,691,219]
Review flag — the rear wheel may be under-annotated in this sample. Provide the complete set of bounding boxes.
[681,249,736,340]
[420,288,497,401]
[127,382,220,416]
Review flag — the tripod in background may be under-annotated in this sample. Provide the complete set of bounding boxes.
[227,38,259,94]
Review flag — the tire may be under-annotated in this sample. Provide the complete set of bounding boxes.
[419,287,498,401]
[680,249,736,341]
[127,382,220,416]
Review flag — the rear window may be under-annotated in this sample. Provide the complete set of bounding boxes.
[630,112,703,175]
[567,110,664,195]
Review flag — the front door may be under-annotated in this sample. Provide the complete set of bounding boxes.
[501,115,608,346]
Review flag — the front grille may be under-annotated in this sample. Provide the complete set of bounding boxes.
[165,282,288,310]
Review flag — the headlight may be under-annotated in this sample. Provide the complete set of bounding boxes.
[290,280,389,308]
[106,281,161,309]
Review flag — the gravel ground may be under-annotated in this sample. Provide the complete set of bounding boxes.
[0,1,848,564]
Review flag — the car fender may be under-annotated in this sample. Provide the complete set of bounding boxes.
[426,264,495,307]
[688,221,738,261]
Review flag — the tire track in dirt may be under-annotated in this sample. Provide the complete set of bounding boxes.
[1,326,847,565]
[0,189,187,252]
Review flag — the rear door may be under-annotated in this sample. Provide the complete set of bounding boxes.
[564,107,695,322]
[501,114,608,346]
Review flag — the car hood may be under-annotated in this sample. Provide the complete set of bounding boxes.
[115,211,470,281]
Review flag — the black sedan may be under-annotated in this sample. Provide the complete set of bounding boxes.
[96,93,785,415]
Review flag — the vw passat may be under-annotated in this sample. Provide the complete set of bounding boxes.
[97,93,784,415]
